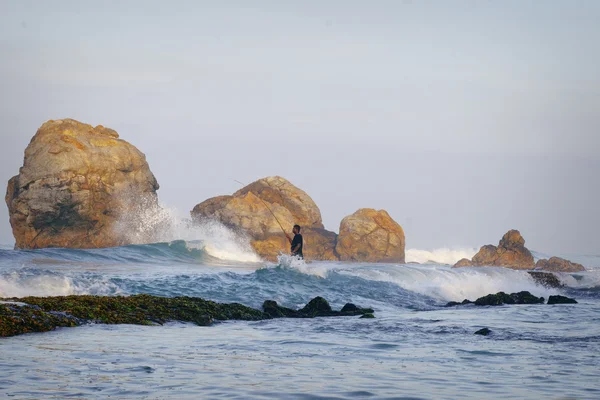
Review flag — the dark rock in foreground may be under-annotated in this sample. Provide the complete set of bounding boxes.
[263,297,373,318]
[474,328,492,336]
[475,291,545,306]
[528,271,563,288]
[547,295,578,305]
[445,291,546,307]
[1,295,374,338]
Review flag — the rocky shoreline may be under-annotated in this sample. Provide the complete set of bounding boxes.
[0,294,374,338]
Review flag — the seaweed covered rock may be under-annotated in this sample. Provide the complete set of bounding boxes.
[1,295,375,337]
[336,208,405,263]
[535,257,586,273]
[191,176,338,261]
[547,295,578,305]
[0,302,80,337]
[6,119,160,249]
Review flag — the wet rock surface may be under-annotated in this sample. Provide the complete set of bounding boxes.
[474,328,492,336]
[262,297,374,318]
[1,295,374,337]
[547,295,578,305]
[528,271,564,288]
[446,291,549,307]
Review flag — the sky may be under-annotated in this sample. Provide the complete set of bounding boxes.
[0,0,599,254]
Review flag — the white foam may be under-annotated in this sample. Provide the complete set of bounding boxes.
[0,271,120,298]
[338,264,557,302]
[405,248,478,265]
[268,254,332,278]
[115,203,260,263]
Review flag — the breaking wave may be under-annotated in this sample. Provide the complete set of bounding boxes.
[405,248,478,265]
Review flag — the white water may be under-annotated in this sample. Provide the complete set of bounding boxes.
[115,203,261,263]
[405,247,478,265]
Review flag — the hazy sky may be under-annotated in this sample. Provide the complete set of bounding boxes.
[0,0,599,254]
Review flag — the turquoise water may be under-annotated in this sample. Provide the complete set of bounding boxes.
[1,242,599,399]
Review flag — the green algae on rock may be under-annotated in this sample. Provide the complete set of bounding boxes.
[1,294,375,338]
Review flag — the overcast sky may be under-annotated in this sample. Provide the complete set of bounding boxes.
[0,0,599,254]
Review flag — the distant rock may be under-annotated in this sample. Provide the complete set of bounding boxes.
[5,119,160,249]
[453,230,534,269]
[474,328,492,336]
[547,295,578,305]
[191,176,337,261]
[453,258,473,267]
[335,208,405,263]
[528,271,563,288]
[535,257,585,273]
[453,230,586,273]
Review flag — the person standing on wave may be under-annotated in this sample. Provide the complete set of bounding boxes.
[285,225,304,259]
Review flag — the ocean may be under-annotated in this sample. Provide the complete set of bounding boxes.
[1,236,599,399]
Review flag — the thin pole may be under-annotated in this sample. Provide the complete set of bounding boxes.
[233,180,288,236]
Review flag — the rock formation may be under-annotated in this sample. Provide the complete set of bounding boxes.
[453,230,586,273]
[191,176,338,261]
[453,230,535,269]
[1,294,374,337]
[535,257,585,272]
[336,209,405,263]
[5,119,160,249]
[191,178,406,263]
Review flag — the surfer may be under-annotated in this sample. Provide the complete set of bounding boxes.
[285,225,304,259]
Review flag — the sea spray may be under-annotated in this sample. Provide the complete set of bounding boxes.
[114,202,260,262]
[405,248,478,265]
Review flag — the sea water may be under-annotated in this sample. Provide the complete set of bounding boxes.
[0,240,599,399]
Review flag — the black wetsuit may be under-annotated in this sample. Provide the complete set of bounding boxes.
[291,233,303,258]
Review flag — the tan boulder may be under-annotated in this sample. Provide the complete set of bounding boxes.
[453,230,535,269]
[233,176,323,229]
[535,257,585,272]
[191,176,335,261]
[454,258,474,267]
[5,119,160,249]
[335,209,405,263]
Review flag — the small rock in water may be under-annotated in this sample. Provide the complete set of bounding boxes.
[547,295,578,305]
[474,291,544,306]
[474,328,492,336]
[340,303,359,313]
[445,299,473,307]
[528,271,563,288]
[360,313,375,319]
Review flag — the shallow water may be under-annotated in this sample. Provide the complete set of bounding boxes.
[1,242,599,399]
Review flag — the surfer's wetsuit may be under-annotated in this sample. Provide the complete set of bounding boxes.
[291,233,303,259]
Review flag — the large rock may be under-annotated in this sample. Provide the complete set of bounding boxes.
[5,119,160,249]
[535,257,585,272]
[335,209,405,263]
[191,176,337,261]
[453,230,534,269]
